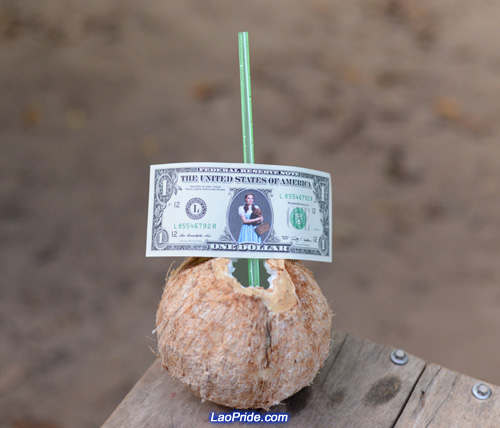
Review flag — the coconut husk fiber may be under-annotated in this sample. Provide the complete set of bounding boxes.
[155,257,332,410]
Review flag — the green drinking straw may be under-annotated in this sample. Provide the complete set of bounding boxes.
[238,31,260,287]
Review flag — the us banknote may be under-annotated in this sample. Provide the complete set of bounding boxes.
[146,162,331,262]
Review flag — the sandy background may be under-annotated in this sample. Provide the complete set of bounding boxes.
[2,1,500,427]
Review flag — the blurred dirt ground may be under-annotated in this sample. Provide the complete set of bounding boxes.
[2,1,500,427]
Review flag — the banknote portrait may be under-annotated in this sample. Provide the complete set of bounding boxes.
[227,189,273,244]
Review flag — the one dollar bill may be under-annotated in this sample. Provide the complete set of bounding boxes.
[146,162,332,262]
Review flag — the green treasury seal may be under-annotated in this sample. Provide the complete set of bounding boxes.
[290,207,306,230]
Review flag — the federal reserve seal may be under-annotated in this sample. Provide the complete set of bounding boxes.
[185,198,207,220]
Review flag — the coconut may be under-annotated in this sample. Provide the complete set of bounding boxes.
[155,257,332,410]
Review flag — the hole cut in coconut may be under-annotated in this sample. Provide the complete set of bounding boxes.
[228,259,277,289]
[218,258,298,313]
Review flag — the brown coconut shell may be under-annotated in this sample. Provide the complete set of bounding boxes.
[155,257,332,410]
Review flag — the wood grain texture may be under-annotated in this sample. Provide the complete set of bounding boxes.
[291,332,426,428]
[102,331,428,428]
[395,363,500,428]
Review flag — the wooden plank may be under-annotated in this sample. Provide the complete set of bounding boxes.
[102,331,426,428]
[287,332,427,428]
[394,363,500,428]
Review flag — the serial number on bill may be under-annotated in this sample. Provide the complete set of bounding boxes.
[174,223,217,230]
[279,193,313,202]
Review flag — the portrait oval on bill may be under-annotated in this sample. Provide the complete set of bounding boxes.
[227,189,273,244]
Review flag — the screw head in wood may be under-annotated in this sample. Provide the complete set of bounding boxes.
[390,349,408,365]
[472,382,492,400]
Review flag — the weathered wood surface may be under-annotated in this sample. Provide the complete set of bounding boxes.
[101,331,499,427]
[395,363,500,428]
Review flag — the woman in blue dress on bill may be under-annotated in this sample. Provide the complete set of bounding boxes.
[238,193,263,243]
